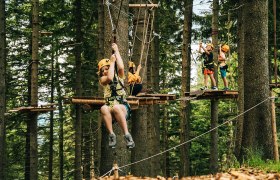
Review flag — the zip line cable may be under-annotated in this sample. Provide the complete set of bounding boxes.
[115,96,273,170]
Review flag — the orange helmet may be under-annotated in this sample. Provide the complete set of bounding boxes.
[221,44,230,52]
[129,61,136,68]
[207,43,214,49]
[98,59,111,72]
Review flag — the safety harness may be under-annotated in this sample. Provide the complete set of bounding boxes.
[201,52,215,70]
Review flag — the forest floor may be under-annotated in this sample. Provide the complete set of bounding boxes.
[100,167,280,180]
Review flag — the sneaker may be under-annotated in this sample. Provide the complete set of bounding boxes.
[124,133,135,149]
[223,87,229,91]
[211,86,218,90]
[200,86,208,90]
[108,133,116,148]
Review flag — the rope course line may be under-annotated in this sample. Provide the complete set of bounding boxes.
[113,96,273,170]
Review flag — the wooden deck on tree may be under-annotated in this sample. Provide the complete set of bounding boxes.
[65,94,176,110]
[184,90,238,100]
[8,103,57,113]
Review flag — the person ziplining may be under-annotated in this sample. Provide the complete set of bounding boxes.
[99,0,135,149]
[98,43,135,149]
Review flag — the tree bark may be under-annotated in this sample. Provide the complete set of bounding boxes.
[241,0,273,160]
[48,36,54,180]
[130,0,149,176]
[0,0,6,178]
[235,0,244,162]
[55,58,65,180]
[30,0,39,179]
[179,0,193,177]
[74,0,83,179]
[210,0,219,174]
[97,0,104,175]
[148,1,162,177]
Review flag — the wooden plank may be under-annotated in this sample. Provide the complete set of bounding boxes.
[129,3,159,8]
[72,98,140,106]
[185,90,238,100]
[8,106,56,113]
[136,93,176,100]
[30,108,56,112]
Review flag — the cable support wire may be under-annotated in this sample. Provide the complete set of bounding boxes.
[105,0,134,19]
[115,96,273,170]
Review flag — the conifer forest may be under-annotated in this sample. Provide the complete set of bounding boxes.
[0,0,280,179]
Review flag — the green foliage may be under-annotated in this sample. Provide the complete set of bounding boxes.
[242,148,280,172]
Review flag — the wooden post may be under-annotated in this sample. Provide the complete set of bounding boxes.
[271,91,279,161]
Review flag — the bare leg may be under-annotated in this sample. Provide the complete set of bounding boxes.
[100,105,113,134]
[209,74,217,87]
[112,104,129,135]
[204,74,208,87]
[222,77,228,88]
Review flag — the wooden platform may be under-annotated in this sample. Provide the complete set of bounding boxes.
[183,90,238,100]
[129,3,159,8]
[136,93,176,104]
[8,103,57,113]
[65,94,176,110]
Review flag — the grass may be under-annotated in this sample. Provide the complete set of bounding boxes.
[243,149,280,172]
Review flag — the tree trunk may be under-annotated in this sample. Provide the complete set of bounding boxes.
[130,0,149,175]
[74,0,83,179]
[83,114,92,180]
[97,0,104,175]
[30,0,39,178]
[147,2,161,176]
[241,0,273,160]
[209,0,219,174]
[100,0,130,174]
[162,106,169,177]
[180,0,193,177]
[48,37,54,180]
[0,0,6,178]
[55,58,65,180]
[235,0,244,162]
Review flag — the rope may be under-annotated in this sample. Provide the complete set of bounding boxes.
[116,96,272,170]
[141,9,155,84]
[129,0,142,62]
[139,5,149,65]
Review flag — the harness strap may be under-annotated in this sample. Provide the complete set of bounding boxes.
[106,95,124,102]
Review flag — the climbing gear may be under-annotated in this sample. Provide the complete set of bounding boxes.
[129,61,136,68]
[201,52,214,70]
[98,59,111,72]
[211,86,218,90]
[106,95,124,103]
[220,64,228,70]
[222,87,229,91]
[130,83,142,96]
[124,133,135,149]
[221,44,230,53]
[207,43,214,49]
[109,133,117,148]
